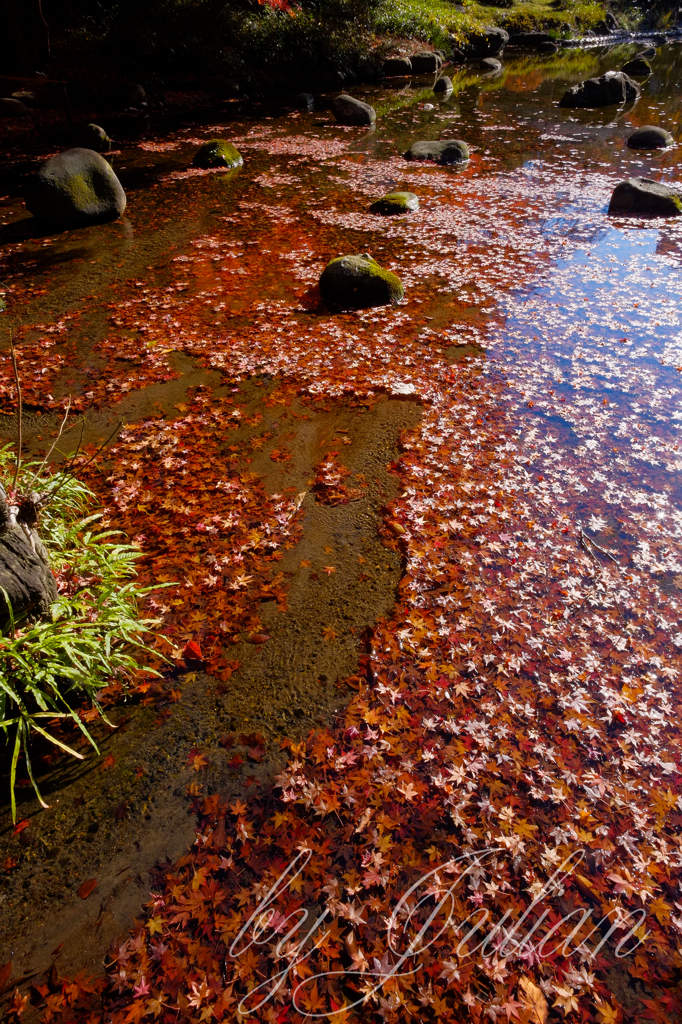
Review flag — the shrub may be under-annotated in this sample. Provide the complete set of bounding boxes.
[0,448,162,822]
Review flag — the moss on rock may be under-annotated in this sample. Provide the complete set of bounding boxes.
[370,192,420,215]
[25,148,126,227]
[320,254,404,308]
[192,139,244,170]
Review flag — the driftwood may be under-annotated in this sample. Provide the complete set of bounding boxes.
[0,484,56,625]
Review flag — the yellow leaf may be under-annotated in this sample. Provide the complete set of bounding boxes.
[594,997,618,1024]
[147,916,163,935]
[518,977,547,1024]
[649,897,671,923]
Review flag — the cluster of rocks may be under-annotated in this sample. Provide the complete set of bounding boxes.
[20,30,679,294]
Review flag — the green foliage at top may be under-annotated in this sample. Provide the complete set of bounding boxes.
[0,448,162,822]
[48,0,619,88]
[373,0,606,46]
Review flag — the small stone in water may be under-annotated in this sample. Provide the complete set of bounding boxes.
[193,140,243,169]
[627,125,673,150]
[404,139,470,165]
[369,192,420,215]
[320,254,404,308]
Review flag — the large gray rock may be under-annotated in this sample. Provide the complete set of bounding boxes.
[463,27,508,57]
[621,57,652,76]
[0,526,58,628]
[25,148,126,227]
[383,56,412,77]
[0,97,30,118]
[559,71,639,107]
[608,178,682,216]
[410,51,441,73]
[405,139,470,165]
[331,93,376,126]
[320,254,404,308]
[627,125,673,149]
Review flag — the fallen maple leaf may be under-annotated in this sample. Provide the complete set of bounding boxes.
[100,754,116,771]
[323,566,336,575]
[183,639,203,662]
[322,625,338,642]
[77,878,98,900]
[594,997,619,1024]
[188,748,209,771]
[518,977,547,1024]
[12,819,29,837]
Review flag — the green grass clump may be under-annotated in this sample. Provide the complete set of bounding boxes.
[0,448,162,822]
[373,0,608,48]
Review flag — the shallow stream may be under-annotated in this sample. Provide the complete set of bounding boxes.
[2,41,682,1012]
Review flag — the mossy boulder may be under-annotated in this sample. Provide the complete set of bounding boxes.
[370,192,419,215]
[404,140,469,165]
[627,125,673,149]
[80,123,111,153]
[192,139,243,170]
[621,57,652,77]
[608,178,682,217]
[331,94,376,126]
[320,254,404,308]
[25,148,126,227]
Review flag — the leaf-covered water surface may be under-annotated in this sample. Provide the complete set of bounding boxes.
[3,45,682,1024]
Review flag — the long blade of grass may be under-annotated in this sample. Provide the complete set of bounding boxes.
[23,730,50,810]
[28,721,86,760]
[10,720,22,823]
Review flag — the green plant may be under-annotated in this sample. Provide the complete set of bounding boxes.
[0,447,163,822]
